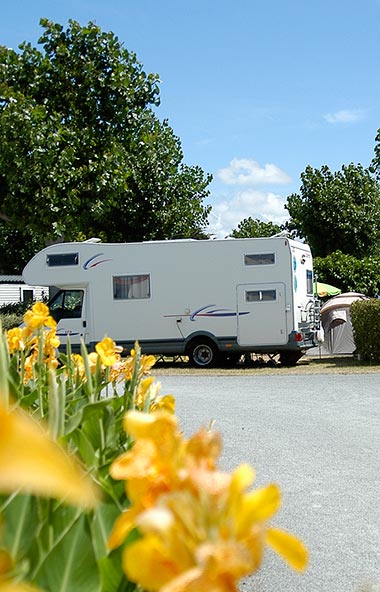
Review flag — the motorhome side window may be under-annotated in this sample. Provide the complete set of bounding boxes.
[49,289,83,321]
[46,253,79,267]
[113,275,151,300]
[244,253,275,266]
[306,270,313,295]
[246,290,276,302]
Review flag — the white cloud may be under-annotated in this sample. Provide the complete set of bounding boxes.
[323,109,365,124]
[217,158,292,185]
[208,189,289,239]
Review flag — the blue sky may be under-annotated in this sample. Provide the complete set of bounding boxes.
[2,0,380,237]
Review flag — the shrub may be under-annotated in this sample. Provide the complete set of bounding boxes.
[351,299,380,362]
[0,312,24,331]
[0,301,35,330]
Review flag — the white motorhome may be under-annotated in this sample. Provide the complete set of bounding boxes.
[22,237,320,367]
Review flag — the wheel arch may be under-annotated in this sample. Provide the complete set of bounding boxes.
[185,331,219,352]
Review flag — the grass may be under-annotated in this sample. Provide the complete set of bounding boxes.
[153,355,380,376]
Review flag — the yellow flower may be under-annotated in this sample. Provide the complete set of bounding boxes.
[129,349,156,374]
[95,336,121,367]
[43,328,60,353]
[0,404,100,508]
[134,378,176,414]
[134,376,156,409]
[87,352,100,373]
[109,359,127,383]
[150,394,176,414]
[139,354,156,374]
[23,303,56,330]
[109,410,308,591]
[23,354,36,383]
[70,354,86,379]
[6,328,25,354]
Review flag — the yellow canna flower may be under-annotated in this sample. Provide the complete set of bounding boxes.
[0,404,100,508]
[128,348,156,374]
[134,376,156,409]
[24,353,37,384]
[150,394,176,414]
[109,410,308,591]
[95,336,121,367]
[133,378,176,414]
[6,328,26,354]
[139,354,156,374]
[23,354,36,384]
[87,352,100,373]
[109,359,127,383]
[70,354,86,379]
[266,527,308,572]
[23,303,56,330]
[43,328,60,353]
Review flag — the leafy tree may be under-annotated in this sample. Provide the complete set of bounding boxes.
[229,217,282,238]
[0,19,211,272]
[314,251,380,297]
[0,224,46,274]
[372,128,380,180]
[285,163,380,258]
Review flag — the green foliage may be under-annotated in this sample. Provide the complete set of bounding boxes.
[285,164,380,258]
[0,312,24,330]
[0,300,34,315]
[0,19,211,272]
[314,251,380,297]
[350,299,380,362]
[0,225,46,274]
[0,331,156,591]
[372,127,380,180]
[229,217,283,238]
[0,300,38,331]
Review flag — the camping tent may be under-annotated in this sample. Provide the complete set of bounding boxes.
[320,292,368,354]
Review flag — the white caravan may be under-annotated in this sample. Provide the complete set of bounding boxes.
[22,237,320,367]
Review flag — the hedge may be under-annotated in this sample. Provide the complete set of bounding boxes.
[350,299,380,362]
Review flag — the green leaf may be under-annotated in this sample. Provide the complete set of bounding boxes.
[33,513,101,591]
[90,503,127,591]
[0,494,38,559]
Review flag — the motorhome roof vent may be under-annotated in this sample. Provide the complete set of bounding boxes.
[83,237,102,243]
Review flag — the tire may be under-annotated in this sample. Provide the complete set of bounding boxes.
[279,351,303,367]
[188,339,220,368]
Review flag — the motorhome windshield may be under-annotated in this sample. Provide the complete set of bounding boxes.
[49,289,83,321]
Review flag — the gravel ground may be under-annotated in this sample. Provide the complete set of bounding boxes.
[155,372,380,592]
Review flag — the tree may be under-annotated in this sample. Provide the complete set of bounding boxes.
[285,163,380,258]
[372,128,380,180]
[314,251,380,297]
[0,19,211,272]
[229,217,282,238]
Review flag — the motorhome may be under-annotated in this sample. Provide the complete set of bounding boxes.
[22,236,321,367]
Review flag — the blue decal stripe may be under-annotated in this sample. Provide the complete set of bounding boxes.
[83,253,112,269]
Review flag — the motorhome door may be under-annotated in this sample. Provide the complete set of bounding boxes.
[49,288,86,348]
[237,283,288,346]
